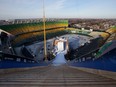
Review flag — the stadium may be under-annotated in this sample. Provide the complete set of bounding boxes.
[0,19,116,87]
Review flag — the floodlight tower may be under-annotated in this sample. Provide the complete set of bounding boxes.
[42,0,47,61]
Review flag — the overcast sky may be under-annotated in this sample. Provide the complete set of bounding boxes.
[0,0,116,20]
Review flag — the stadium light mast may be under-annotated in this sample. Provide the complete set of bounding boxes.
[42,0,47,61]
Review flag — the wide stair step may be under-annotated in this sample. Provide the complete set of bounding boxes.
[0,65,116,87]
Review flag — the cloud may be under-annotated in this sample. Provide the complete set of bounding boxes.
[46,0,67,11]
[55,0,67,9]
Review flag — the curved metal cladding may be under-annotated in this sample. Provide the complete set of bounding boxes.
[0,20,68,46]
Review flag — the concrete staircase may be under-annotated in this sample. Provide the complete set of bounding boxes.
[0,65,116,87]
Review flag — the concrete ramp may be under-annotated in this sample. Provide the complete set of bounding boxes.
[52,37,68,66]
[52,53,66,66]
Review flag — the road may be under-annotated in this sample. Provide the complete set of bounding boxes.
[0,65,116,87]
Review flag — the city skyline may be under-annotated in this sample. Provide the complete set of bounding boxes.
[0,0,116,20]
